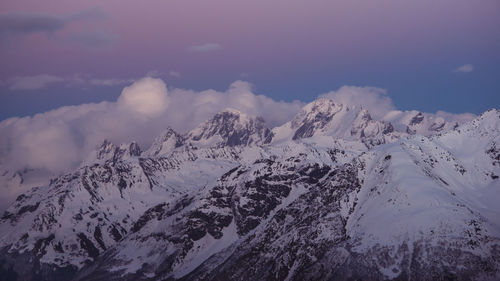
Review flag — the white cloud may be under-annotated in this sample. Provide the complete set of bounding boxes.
[89,78,134,86]
[9,74,64,90]
[435,110,476,124]
[453,64,474,73]
[187,43,223,53]
[319,86,395,119]
[117,77,169,118]
[164,80,303,132]
[0,77,303,177]
[0,77,476,187]
[12,123,80,171]
[0,78,480,211]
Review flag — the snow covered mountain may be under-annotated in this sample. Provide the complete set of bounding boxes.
[271,99,396,144]
[382,109,466,136]
[186,109,273,148]
[0,100,498,281]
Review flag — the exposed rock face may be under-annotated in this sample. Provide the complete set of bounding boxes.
[145,128,185,157]
[383,109,472,136]
[186,109,273,148]
[290,99,341,139]
[409,112,425,126]
[272,99,398,145]
[94,140,142,163]
[0,104,498,281]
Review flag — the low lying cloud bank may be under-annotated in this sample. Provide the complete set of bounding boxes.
[319,85,475,125]
[0,78,302,174]
[0,77,476,176]
[0,77,478,211]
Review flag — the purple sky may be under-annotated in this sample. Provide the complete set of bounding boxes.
[1,0,499,119]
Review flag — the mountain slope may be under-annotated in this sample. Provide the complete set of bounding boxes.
[271,99,397,145]
[0,104,498,281]
[183,109,500,281]
[186,109,273,148]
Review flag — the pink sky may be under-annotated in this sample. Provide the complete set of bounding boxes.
[0,0,499,117]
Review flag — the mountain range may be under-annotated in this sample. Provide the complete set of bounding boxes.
[0,98,499,281]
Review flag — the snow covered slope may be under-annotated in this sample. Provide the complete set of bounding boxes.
[382,109,471,136]
[186,109,273,148]
[0,103,498,281]
[271,99,396,144]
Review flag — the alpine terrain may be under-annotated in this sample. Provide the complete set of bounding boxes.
[0,99,499,281]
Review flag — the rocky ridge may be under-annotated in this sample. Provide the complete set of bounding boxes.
[0,101,498,281]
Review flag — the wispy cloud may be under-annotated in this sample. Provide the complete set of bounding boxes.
[145,70,165,78]
[0,7,114,48]
[453,64,474,73]
[145,70,181,79]
[320,86,395,119]
[0,77,303,176]
[65,7,106,22]
[0,75,476,212]
[60,29,117,48]
[9,74,64,90]
[0,7,105,36]
[187,43,222,53]
[5,74,135,90]
[168,71,181,78]
[89,78,134,86]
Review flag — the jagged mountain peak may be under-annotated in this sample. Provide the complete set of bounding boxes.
[186,109,272,147]
[272,98,394,143]
[290,98,348,129]
[408,111,425,125]
[144,127,184,157]
[95,139,116,160]
[435,107,499,146]
[298,98,341,114]
[143,109,276,157]
[88,139,142,164]
[217,107,245,116]
[205,108,255,126]
[479,108,500,122]
[468,108,500,134]
[382,109,473,136]
[0,107,499,281]
[289,99,354,139]
[459,108,499,131]
[115,142,141,160]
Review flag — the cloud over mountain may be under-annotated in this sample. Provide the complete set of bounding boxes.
[117,77,169,118]
[0,77,476,184]
[319,86,395,119]
[0,78,302,174]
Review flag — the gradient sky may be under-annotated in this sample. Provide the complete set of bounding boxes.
[1,0,499,120]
